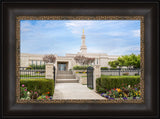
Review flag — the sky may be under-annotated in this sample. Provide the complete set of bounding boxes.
[20,20,140,56]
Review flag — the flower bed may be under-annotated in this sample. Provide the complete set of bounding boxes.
[20,78,54,100]
[96,75,140,93]
[100,83,141,100]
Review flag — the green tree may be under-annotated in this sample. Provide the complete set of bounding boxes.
[108,54,140,69]
[108,60,119,68]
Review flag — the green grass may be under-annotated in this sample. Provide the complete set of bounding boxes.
[20,75,45,77]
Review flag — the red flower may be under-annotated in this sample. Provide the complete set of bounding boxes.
[114,88,115,90]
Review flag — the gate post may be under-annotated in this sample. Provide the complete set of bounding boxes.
[93,65,101,91]
[45,63,54,79]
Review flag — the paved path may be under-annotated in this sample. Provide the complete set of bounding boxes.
[53,83,106,100]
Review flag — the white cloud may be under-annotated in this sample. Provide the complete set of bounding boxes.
[132,29,140,37]
[106,45,140,55]
[65,20,95,34]
[20,20,140,56]
[87,47,106,54]
[20,21,32,32]
[105,32,127,36]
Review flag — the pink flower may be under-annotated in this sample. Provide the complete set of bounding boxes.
[22,84,24,87]
[35,92,37,94]
[24,89,27,91]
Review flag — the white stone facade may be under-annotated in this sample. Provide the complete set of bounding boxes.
[20,30,120,70]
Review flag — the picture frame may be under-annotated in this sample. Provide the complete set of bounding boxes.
[1,0,159,118]
[16,16,144,104]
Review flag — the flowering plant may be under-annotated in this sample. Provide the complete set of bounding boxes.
[101,84,141,100]
[37,95,52,100]
[29,87,40,99]
[20,84,28,99]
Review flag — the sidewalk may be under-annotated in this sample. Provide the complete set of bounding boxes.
[52,83,106,100]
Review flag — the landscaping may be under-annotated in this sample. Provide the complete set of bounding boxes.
[20,78,54,100]
[27,64,45,69]
[20,75,45,77]
[101,67,109,70]
[73,65,89,70]
[96,75,141,100]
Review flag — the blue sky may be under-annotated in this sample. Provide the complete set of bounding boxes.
[20,20,140,56]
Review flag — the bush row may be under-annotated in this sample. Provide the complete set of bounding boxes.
[73,65,90,70]
[96,76,140,93]
[27,64,45,69]
[20,78,54,96]
[101,67,109,70]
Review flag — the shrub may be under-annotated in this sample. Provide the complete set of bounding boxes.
[20,84,28,99]
[37,95,52,100]
[110,68,118,70]
[101,86,141,99]
[26,66,33,70]
[135,73,139,76]
[122,72,129,76]
[96,78,106,93]
[73,65,89,70]
[96,76,140,93]
[101,67,109,70]
[20,78,54,96]
[29,64,45,69]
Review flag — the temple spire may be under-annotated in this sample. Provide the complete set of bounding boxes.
[80,29,87,54]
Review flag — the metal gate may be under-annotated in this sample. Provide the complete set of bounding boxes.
[87,66,94,89]
[53,66,56,86]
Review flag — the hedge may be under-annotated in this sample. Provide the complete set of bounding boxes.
[28,64,45,69]
[73,65,90,70]
[20,75,45,77]
[20,78,54,96]
[96,75,140,93]
[101,67,109,70]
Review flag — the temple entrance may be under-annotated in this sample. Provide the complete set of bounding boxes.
[57,62,68,71]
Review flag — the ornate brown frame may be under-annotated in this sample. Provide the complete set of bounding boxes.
[16,16,144,104]
[2,1,158,118]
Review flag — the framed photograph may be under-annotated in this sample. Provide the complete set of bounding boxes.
[1,0,159,118]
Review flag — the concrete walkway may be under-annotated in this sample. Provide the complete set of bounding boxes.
[53,83,106,100]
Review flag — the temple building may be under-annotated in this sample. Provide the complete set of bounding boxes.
[20,30,120,71]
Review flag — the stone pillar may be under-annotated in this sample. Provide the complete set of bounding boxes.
[93,65,101,91]
[45,63,54,79]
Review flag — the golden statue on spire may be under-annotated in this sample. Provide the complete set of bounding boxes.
[83,29,84,34]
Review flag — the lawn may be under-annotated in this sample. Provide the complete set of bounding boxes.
[20,75,45,77]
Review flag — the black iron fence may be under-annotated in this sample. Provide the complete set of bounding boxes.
[20,67,45,79]
[101,68,140,76]
[53,66,56,86]
[87,66,94,89]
